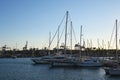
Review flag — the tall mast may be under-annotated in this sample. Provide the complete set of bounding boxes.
[87,39,89,48]
[25,41,28,50]
[115,19,118,61]
[97,39,100,49]
[64,11,68,55]
[108,41,110,49]
[70,21,73,55]
[57,26,59,53]
[79,25,82,58]
[90,39,92,49]
[48,31,51,55]
[102,40,104,49]
[16,43,17,50]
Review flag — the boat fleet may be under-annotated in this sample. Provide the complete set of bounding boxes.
[31,11,103,68]
[31,55,103,67]
[31,52,120,76]
[103,19,120,76]
[31,11,120,76]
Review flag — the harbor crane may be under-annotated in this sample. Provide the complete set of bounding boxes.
[0,45,11,51]
[0,45,11,56]
[23,41,28,50]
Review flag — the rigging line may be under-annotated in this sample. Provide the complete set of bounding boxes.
[67,22,73,49]
[68,21,77,44]
[117,20,120,31]
[59,25,65,44]
[72,23,77,43]
[66,11,77,43]
[66,12,73,48]
[58,11,71,47]
[56,14,66,47]
[90,39,93,48]
[111,24,117,49]
[67,22,71,43]
[48,13,66,47]
[117,21,120,48]
[112,36,116,49]
[109,22,116,49]
[70,21,73,52]
[67,21,72,46]
[68,13,71,22]
[67,13,76,41]
[68,21,77,43]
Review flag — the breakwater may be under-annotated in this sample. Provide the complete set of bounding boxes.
[0,49,119,58]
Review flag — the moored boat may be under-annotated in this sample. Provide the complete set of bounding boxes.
[31,56,53,64]
[76,58,103,67]
[108,67,120,76]
[104,19,120,76]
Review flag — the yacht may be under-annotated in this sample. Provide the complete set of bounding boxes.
[104,19,120,76]
[31,56,53,64]
[108,67,120,76]
[77,58,103,67]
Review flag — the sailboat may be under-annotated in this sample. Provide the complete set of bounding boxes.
[31,11,76,65]
[31,32,54,64]
[77,58,103,67]
[105,19,120,76]
[48,11,77,67]
[76,26,103,67]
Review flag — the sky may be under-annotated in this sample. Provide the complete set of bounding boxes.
[0,0,120,50]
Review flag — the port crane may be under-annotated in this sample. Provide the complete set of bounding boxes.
[0,45,11,56]
[0,45,11,51]
[23,41,28,50]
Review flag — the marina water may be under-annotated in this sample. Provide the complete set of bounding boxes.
[0,58,120,80]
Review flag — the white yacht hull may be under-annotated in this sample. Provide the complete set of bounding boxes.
[31,56,53,64]
[76,59,103,67]
[109,68,120,76]
[78,63,103,67]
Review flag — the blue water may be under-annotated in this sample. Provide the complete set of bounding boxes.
[0,58,120,80]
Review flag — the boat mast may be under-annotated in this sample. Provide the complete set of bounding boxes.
[97,39,100,49]
[90,39,92,49]
[70,21,73,55]
[115,19,118,61]
[79,25,82,59]
[48,31,51,55]
[57,26,59,53]
[102,40,104,49]
[16,43,17,50]
[64,11,68,56]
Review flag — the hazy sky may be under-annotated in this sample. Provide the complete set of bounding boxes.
[0,0,120,50]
